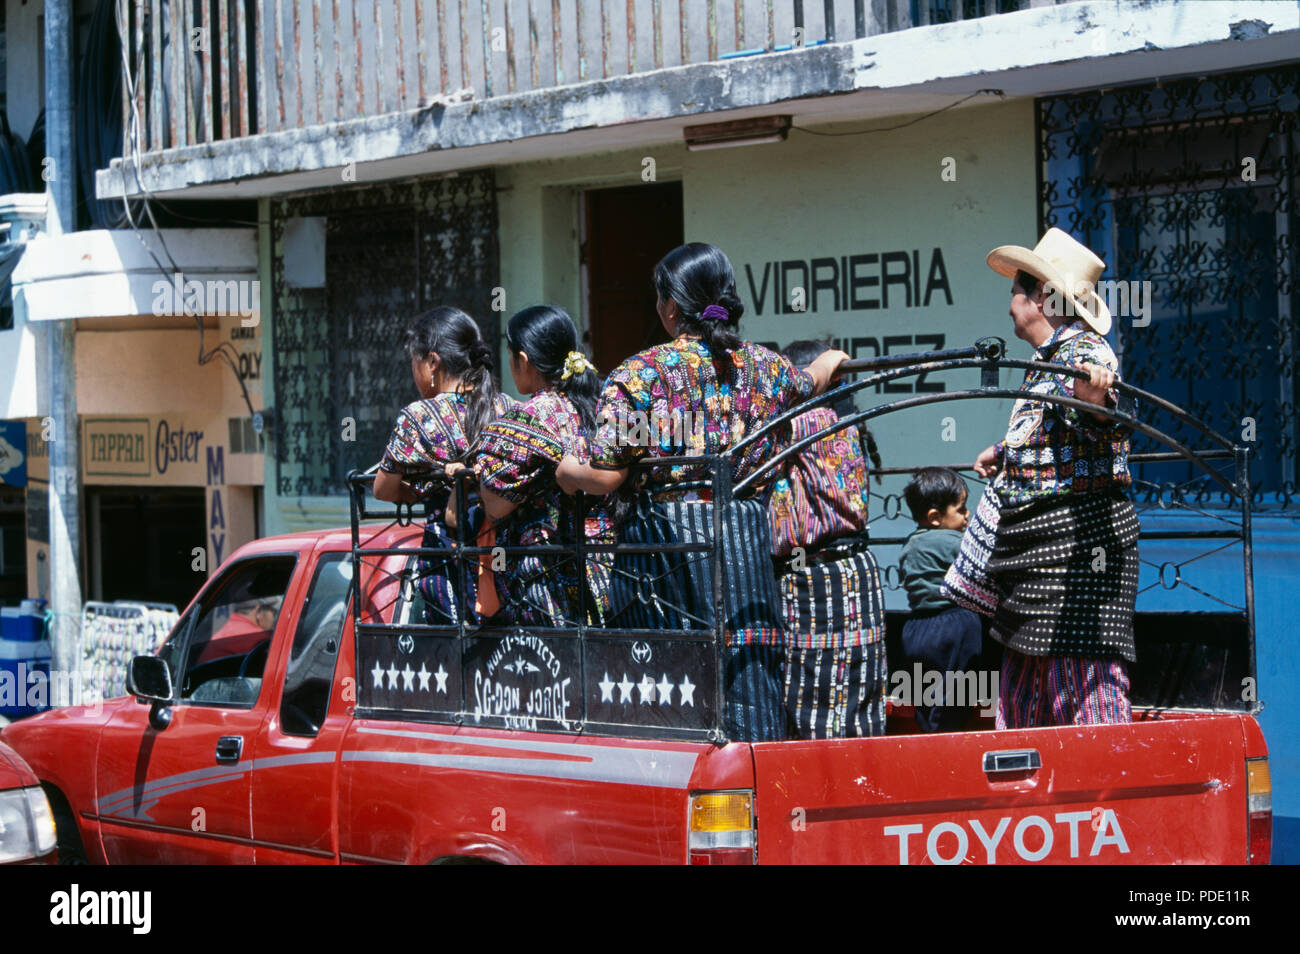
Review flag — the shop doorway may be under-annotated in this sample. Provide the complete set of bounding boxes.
[87,487,207,610]
[582,182,684,374]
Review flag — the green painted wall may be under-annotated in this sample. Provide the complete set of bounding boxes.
[495,97,1037,500]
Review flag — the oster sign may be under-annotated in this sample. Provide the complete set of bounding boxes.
[80,416,261,487]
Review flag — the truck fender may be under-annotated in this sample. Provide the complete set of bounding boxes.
[41,782,94,865]
[423,835,524,866]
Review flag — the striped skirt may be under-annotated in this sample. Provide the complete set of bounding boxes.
[778,547,888,738]
[996,649,1131,728]
[608,495,788,741]
[778,548,887,649]
[784,642,888,739]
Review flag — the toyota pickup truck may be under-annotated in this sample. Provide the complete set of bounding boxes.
[0,343,1273,864]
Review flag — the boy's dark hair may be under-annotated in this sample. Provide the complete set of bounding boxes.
[903,467,968,523]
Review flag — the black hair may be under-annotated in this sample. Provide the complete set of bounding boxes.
[404,305,501,453]
[903,467,968,523]
[505,305,600,436]
[653,242,745,357]
[1014,269,1043,296]
[782,338,883,482]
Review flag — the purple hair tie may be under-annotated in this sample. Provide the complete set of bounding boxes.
[700,304,730,322]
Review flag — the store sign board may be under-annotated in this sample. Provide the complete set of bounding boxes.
[84,418,151,477]
[79,415,262,487]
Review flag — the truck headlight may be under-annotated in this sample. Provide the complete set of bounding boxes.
[0,787,58,864]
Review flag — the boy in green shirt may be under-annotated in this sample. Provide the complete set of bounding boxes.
[898,468,984,732]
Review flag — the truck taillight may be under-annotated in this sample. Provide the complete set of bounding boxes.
[1247,757,1271,865]
[688,790,755,865]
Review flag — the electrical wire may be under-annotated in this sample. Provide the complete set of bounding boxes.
[791,88,1004,136]
[113,0,257,420]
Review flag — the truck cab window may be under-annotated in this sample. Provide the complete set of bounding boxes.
[176,556,298,707]
[280,552,352,736]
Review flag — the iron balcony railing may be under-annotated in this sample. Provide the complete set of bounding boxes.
[347,338,1259,743]
[117,0,1063,154]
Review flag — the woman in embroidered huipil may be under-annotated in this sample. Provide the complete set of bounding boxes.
[767,340,888,740]
[556,243,849,742]
[373,306,512,625]
[470,306,613,626]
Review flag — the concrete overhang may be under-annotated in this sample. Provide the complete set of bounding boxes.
[13,228,259,323]
[97,0,1300,201]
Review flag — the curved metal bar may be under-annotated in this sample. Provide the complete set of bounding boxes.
[730,351,1237,459]
[731,357,981,456]
[734,388,1240,498]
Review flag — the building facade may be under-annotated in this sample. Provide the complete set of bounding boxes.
[4,0,1295,856]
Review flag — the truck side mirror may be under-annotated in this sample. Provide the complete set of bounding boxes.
[126,656,174,730]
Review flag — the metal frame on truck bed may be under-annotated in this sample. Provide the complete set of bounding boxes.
[347,337,1258,743]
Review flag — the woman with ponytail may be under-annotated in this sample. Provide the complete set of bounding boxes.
[556,242,849,742]
[469,305,613,626]
[374,306,513,623]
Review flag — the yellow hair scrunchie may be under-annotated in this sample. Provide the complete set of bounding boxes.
[560,350,595,381]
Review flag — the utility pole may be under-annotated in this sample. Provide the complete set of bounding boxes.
[45,0,81,707]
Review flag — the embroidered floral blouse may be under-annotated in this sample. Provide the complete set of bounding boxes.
[993,321,1132,508]
[589,337,816,497]
[379,392,515,505]
[767,405,872,558]
[475,389,615,546]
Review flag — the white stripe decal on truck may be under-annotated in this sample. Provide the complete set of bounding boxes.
[340,746,699,789]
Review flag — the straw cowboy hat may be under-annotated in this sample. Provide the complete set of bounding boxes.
[987,227,1112,335]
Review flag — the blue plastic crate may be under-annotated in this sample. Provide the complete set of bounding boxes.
[0,608,46,642]
[0,637,53,718]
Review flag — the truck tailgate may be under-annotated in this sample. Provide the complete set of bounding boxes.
[753,715,1250,864]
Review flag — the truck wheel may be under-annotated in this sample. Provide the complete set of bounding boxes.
[43,785,89,865]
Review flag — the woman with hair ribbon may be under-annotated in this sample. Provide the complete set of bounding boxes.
[461,305,614,626]
[556,242,848,741]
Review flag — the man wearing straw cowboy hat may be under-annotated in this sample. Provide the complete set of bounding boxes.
[943,228,1139,728]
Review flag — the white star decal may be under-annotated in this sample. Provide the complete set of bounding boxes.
[618,673,635,704]
[417,663,431,692]
[386,663,400,690]
[657,674,674,705]
[598,671,616,703]
[638,674,656,705]
[679,675,696,707]
[371,661,384,688]
[434,664,449,694]
[401,663,416,692]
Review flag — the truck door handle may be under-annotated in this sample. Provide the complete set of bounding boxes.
[983,749,1041,774]
[216,736,244,764]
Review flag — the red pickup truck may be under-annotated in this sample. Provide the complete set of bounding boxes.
[0,346,1273,864]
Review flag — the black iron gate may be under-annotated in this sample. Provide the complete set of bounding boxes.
[1038,66,1298,509]
[271,170,500,497]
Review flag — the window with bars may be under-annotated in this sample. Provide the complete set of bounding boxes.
[1038,67,1299,508]
[270,170,500,497]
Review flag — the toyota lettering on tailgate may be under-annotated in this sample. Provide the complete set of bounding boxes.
[885,810,1131,864]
